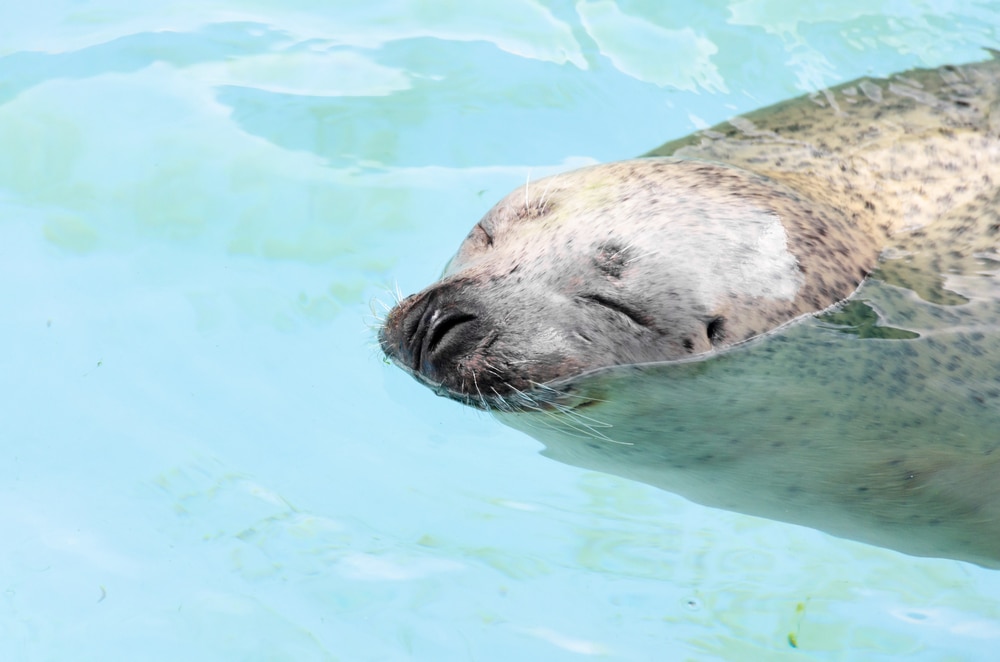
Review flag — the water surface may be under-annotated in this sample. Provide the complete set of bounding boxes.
[3,2,1000,660]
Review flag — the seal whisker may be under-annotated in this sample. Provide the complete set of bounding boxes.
[490,387,517,413]
[372,295,394,314]
[471,373,491,412]
[548,404,626,444]
[367,297,392,327]
[527,381,611,406]
[528,400,621,443]
[509,405,598,439]
[538,171,559,209]
[492,382,611,440]
[504,383,549,413]
[366,340,392,364]
[548,402,615,430]
[367,286,403,330]
[480,359,505,379]
[623,245,661,264]
[542,409,618,442]
[506,381,626,444]
[506,382,543,412]
[364,312,388,335]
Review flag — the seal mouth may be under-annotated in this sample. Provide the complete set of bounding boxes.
[440,376,598,413]
[380,346,600,414]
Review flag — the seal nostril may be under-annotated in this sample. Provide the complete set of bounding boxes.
[425,311,477,361]
[394,290,482,377]
[395,295,434,371]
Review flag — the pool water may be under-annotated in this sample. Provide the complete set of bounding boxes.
[3,2,1000,660]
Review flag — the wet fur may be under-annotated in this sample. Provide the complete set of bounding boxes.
[381,54,1000,567]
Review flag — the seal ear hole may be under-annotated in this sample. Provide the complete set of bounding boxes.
[706,316,726,344]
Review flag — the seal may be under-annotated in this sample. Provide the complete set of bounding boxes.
[379,53,1000,567]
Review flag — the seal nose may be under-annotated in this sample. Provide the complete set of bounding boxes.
[380,289,484,383]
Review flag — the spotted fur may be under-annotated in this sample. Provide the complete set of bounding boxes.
[380,54,1000,567]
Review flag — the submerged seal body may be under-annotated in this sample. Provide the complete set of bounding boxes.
[379,54,1000,567]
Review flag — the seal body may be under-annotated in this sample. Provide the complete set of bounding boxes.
[381,55,1000,408]
[379,54,1000,567]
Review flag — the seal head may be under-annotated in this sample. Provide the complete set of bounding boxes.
[379,158,875,409]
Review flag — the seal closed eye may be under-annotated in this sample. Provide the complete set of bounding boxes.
[576,293,654,329]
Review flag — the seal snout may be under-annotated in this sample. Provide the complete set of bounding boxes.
[379,287,485,388]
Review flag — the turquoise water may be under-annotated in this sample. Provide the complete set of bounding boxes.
[3,2,1000,660]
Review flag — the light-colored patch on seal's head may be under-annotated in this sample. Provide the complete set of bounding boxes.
[379,157,875,409]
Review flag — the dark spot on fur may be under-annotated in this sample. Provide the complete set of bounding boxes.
[593,241,631,279]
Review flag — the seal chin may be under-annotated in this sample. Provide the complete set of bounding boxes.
[382,352,580,413]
